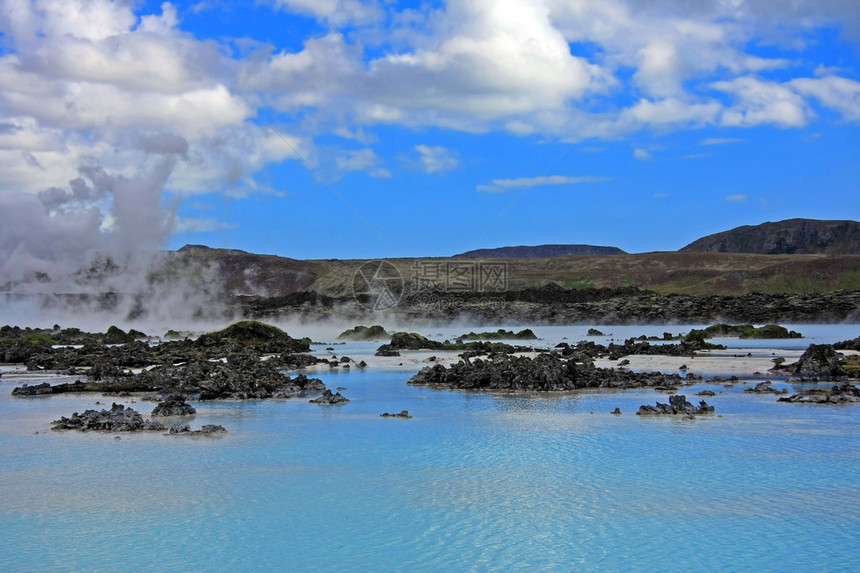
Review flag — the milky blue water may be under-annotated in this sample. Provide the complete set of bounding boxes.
[1,324,859,572]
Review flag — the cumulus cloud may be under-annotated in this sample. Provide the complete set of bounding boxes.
[414,145,460,174]
[634,148,653,160]
[713,76,812,127]
[476,175,608,193]
[790,75,860,121]
[269,0,384,27]
[2,0,860,289]
[0,0,309,293]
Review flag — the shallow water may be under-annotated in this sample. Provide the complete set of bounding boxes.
[1,324,858,572]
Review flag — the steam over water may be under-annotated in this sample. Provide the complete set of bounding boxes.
[1,324,859,571]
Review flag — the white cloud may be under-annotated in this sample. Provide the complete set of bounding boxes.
[269,0,383,27]
[700,137,743,145]
[619,98,722,128]
[713,76,811,127]
[725,194,748,202]
[476,174,608,193]
[336,148,383,173]
[414,145,459,173]
[333,148,392,178]
[790,75,860,121]
[1,0,860,279]
[634,148,652,160]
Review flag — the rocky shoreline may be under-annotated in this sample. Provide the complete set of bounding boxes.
[230,288,860,325]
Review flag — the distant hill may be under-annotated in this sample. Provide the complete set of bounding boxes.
[454,244,626,258]
[681,219,860,255]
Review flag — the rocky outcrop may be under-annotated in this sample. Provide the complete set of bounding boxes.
[379,332,446,352]
[407,352,684,392]
[194,321,311,353]
[776,344,847,381]
[701,323,802,339]
[636,395,715,418]
[52,403,166,432]
[457,329,538,341]
[680,219,860,255]
[104,325,138,344]
[834,337,860,351]
[151,395,196,417]
[309,389,350,404]
[778,383,860,404]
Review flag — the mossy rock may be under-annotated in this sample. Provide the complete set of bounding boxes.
[104,326,133,344]
[196,321,310,352]
[739,324,802,339]
[458,329,538,341]
[337,325,390,341]
[842,355,860,378]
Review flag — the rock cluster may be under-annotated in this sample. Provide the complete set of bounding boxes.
[636,395,715,418]
[380,410,412,418]
[778,383,860,404]
[407,352,684,392]
[151,395,197,417]
[744,381,788,394]
[774,344,847,381]
[14,362,327,401]
[309,389,350,404]
[52,403,165,432]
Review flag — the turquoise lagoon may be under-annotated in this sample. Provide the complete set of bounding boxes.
[1,324,858,572]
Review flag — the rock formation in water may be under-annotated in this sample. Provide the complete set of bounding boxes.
[778,383,860,404]
[408,352,684,392]
[309,389,350,404]
[773,344,848,381]
[636,395,715,418]
[52,403,166,432]
[151,395,197,417]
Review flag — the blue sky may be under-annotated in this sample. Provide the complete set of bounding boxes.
[1,0,859,275]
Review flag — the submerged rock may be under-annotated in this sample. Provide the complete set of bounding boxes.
[636,395,715,418]
[168,423,227,435]
[744,381,788,394]
[380,410,412,419]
